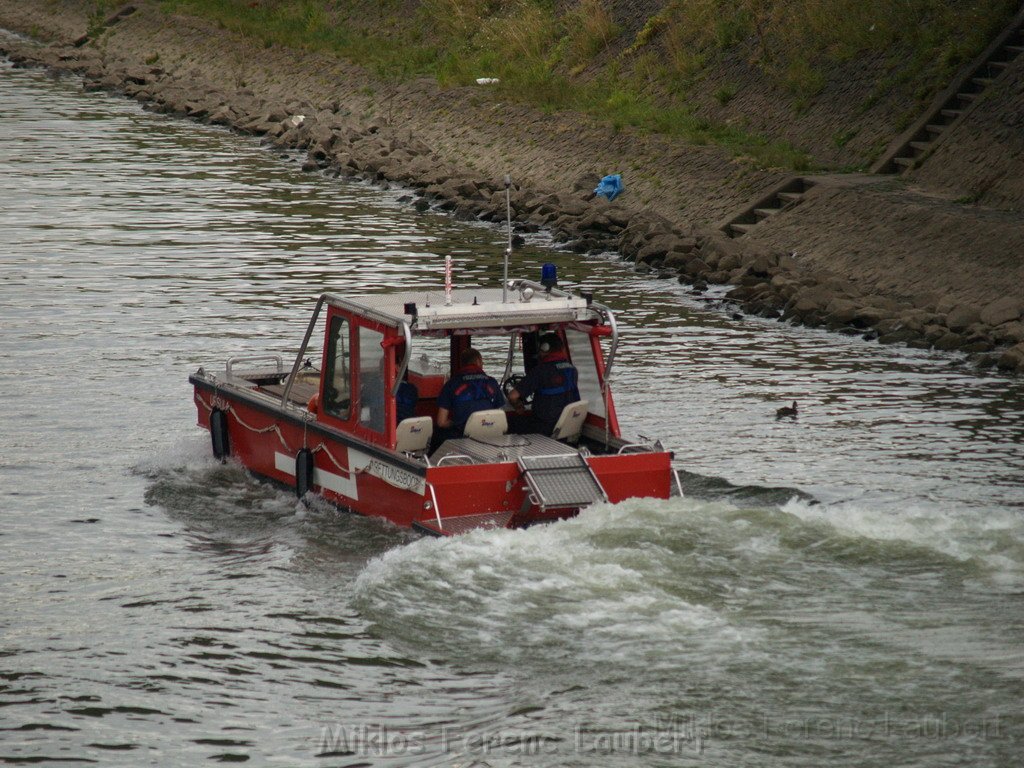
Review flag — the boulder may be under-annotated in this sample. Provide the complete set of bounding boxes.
[825,297,859,324]
[790,286,831,311]
[184,101,210,120]
[933,332,966,351]
[878,328,920,345]
[979,297,1023,327]
[671,236,698,255]
[636,235,681,264]
[577,211,613,232]
[663,253,688,270]
[993,321,1024,345]
[604,206,633,228]
[250,120,280,136]
[728,283,771,302]
[306,124,334,149]
[717,253,742,273]
[775,252,799,273]
[452,179,483,200]
[123,68,151,86]
[746,298,780,318]
[790,286,835,315]
[735,274,767,288]
[897,310,931,333]
[706,270,731,284]
[208,107,234,126]
[554,195,589,217]
[682,257,711,278]
[745,253,777,278]
[961,340,994,353]
[861,294,901,313]
[852,306,888,329]
[923,324,948,343]
[524,194,559,216]
[873,318,904,336]
[636,242,669,265]
[935,294,958,314]
[996,343,1024,372]
[700,235,747,268]
[946,304,981,333]
[963,323,994,343]
[770,274,801,301]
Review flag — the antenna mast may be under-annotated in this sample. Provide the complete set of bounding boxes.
[503,174,512,303]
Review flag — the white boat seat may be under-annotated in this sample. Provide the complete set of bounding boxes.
[395,416,432,454]
[551,400,589,443]
[463,409,508,440]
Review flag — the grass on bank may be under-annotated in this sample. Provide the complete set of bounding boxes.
[148,0,1020,171]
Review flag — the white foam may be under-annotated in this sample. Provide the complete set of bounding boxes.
[132,430,216,476]
[780,495,1024,577]
[353,497,763,670]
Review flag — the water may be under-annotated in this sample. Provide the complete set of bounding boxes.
[2,57,1023,767]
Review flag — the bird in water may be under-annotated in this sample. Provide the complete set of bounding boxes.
[776,401,798,419]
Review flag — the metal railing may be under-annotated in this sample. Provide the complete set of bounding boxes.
[225,354,284,379]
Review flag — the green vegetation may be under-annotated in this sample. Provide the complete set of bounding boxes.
[157,0,1020,170]
[714,83,737,105]
[832,128,857,149]
[86,0,114,38]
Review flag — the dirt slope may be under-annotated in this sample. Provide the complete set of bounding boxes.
[1,0,1023,371]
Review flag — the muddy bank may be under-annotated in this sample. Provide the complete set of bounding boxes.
[2,0,1023,373]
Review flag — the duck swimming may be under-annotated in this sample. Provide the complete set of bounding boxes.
[776,401,798,419]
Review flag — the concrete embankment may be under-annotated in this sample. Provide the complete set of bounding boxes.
[2,0,1023,373]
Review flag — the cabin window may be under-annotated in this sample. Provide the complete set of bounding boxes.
[358,327,386,432]
[407,335,451,378]
[565,329,606,418]
[323,316,351,419]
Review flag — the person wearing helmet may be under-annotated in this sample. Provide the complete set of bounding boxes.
[507,333,580,436]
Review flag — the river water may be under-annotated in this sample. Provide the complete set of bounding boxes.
[2,56,1023,767]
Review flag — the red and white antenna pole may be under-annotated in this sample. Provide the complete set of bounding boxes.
[444,255,453,306]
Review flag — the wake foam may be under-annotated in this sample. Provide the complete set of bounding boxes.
[354,497,763,673]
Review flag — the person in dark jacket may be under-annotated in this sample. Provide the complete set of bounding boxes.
[507,334,580,436]
[361,358,418,431]
[395,376,418,423]
[435,348,505,443]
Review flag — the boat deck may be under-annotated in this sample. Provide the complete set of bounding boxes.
[430,434,577,465]
[259,379,319,406]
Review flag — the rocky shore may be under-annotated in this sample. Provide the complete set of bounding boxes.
[2,0,1023,373]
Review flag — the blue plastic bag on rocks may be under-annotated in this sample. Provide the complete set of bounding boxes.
[594,174,623,201]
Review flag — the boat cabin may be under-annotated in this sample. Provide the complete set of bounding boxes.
[286,278,620,454]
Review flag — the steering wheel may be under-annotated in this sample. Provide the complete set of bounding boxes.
[502,373,532,404]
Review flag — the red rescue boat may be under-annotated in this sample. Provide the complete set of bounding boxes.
[189,272,678,536]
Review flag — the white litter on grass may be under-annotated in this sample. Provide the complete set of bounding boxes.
[475,77,499,85]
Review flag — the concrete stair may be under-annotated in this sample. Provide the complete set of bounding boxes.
[712,7,1023,247]
[718,177,815,238]
[872,8,1024,174]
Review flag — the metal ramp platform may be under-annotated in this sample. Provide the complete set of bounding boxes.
[518,454,608,513]
[413,511,515,538]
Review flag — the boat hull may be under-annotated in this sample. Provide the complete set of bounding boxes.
[192,377,673,534]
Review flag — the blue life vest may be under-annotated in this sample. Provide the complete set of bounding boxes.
[448,372,503,428]
[532,360,580,426]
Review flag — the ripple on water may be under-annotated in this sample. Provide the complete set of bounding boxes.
[2,58,1023,768]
